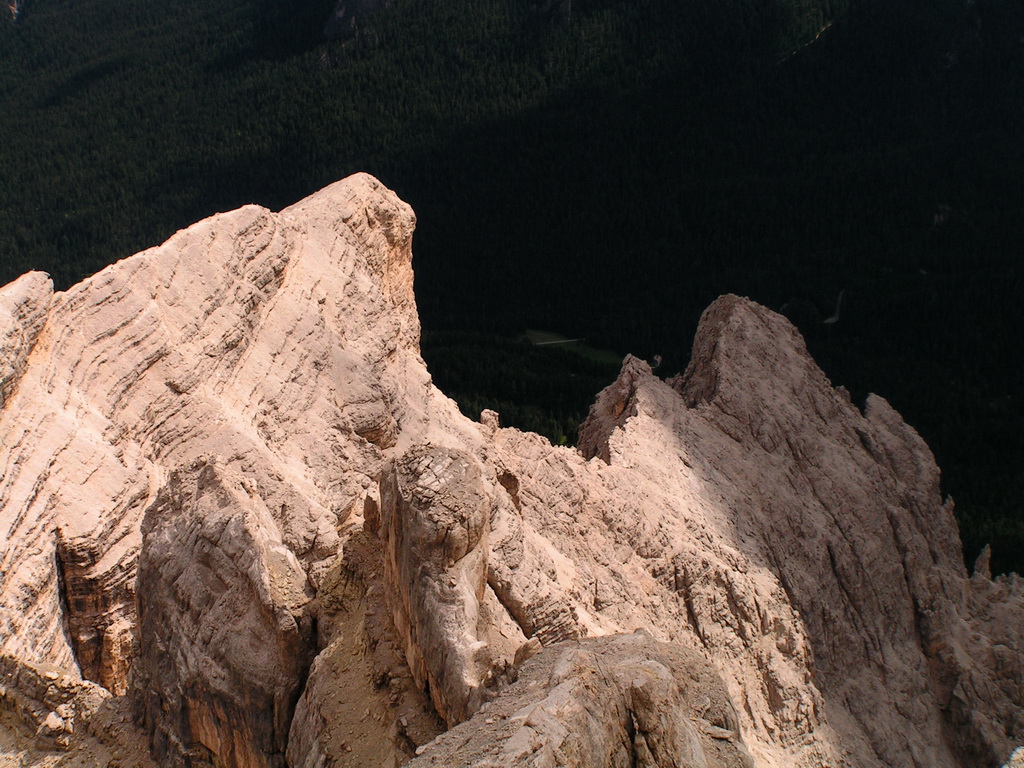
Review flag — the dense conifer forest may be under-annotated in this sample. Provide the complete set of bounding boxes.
[1,0,1022,572]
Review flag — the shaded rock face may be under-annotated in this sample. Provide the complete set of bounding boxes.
[1,173,1021,768]
[375,443,526,726]
[575,298,1024,767]
[378,445,494,723]
[134,458,314,768]
[670,297,1020,767]
[55,528,136,695]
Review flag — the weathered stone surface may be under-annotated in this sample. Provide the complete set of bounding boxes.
[54,528,136,695]
[375,443,524,725]
[133,457,315,768]
[0,271,51,409]
[963,566,1024,766]
[0,654,108,751]
[0,653,155,766]
[486,377,833,767]
[1,175,1021,768]
[285,528,444,768]
[574,296,1024,766]
[0,173,473,766]
[408,632,751,768]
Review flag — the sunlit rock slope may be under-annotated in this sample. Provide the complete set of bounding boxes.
[1,173,1021,768]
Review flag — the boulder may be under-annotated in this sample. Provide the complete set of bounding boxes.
[409,632,752,768]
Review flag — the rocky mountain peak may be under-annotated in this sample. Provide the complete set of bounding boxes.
[1,174,1020,767]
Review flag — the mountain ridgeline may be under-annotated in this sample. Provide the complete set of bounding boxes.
[1,176,1021,767]
[1,0,1022,573]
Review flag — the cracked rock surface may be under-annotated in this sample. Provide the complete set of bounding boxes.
[408,632,753,768]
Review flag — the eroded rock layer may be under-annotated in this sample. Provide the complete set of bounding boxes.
[0,173,1021,768]
[134,458,315,768]
[408,632,753,768]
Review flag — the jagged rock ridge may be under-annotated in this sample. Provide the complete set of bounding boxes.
[0,173,1021,768]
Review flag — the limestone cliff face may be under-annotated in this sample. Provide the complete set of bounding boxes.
[0,173,1021,768]
[577,298,1024,767]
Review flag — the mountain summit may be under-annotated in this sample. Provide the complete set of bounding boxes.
[1,174,1021,767]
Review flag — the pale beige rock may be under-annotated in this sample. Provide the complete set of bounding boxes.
[0,173,471,766]
[375,443,525,725]
[1004,747,1024,768]
[573,296,1024,766]
[0,653,153,766]
[484,376,834,767]
[408,632,753,768]
[0,271,51,408]
[1,175,1021,768]
[0,655,104,750]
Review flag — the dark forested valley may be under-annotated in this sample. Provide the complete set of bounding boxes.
[1,0,1022,572]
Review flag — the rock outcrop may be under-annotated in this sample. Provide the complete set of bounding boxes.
[375,443,525,726]
[1,173,1021,768]
[0,653,154,766]
[0,654,109,751]
[408,632,751,768]
[574,299,1024,767]
[54,525,136,696]
[133,458,315,768]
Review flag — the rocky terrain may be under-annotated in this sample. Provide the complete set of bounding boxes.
[1,173,1022,767]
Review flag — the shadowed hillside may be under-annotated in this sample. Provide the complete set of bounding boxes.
[1,0,1022,572]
